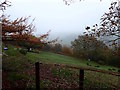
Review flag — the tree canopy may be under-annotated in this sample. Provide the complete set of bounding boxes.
[71,35,107,59]
[1,0,57,51]
[84,1,120,48]
[71,35,107,51]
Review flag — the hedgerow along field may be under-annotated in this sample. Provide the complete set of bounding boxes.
[2,45,120,89]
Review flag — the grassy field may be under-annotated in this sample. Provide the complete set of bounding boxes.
[2,45,119,89]
[26,51,119,71]
[3,45,119,71]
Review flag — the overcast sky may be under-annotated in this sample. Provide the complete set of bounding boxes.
[4,0,113,45]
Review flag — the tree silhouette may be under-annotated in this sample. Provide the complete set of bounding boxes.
[0,0,11,11]
[84,1,120,48]
[71,35,107,60]
[100,1,120,46]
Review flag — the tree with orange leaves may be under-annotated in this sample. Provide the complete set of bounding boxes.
[2,15,57,51]
[2,15,35,41]
[0,0,57,51]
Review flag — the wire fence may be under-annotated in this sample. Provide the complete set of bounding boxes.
[35,62,120,90]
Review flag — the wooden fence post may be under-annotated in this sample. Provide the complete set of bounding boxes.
[35,62,40,90]
[79,69,84,90]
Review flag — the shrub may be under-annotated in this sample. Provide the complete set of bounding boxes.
[98,60,105,65]
[61,45,73,56]
[112,68,116,71]
[94,66,100,68]
[33,49,39,53]
[107,55,120,67]
[42,44,53,51]
[19,49,27,55]
[108,69,112,71]
[53,43,62,53]
[104,49,120,67]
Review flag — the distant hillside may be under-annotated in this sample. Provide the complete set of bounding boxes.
[48,32,118,47]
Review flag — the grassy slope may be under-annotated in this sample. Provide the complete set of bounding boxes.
[26,51,119,88]
[26,51,119,71]
[3,45,118,71]
[2,45,119,88]
[2,45,35,88]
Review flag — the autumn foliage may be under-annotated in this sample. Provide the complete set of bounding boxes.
[2,15,34,40]
[61,45,73,56]
[0,0,57,50]
[2,15,57,51]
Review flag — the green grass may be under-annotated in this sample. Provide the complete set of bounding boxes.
[84,70,118,89]
[3,44,118,71]
[3,45,20,56]
[3,45,32,72]
[26,51,119,71]
[2,45,35,88]
[7,72,29,81]
[51,67,74,79]
[40,79,50,88]
[2,45,119,89]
